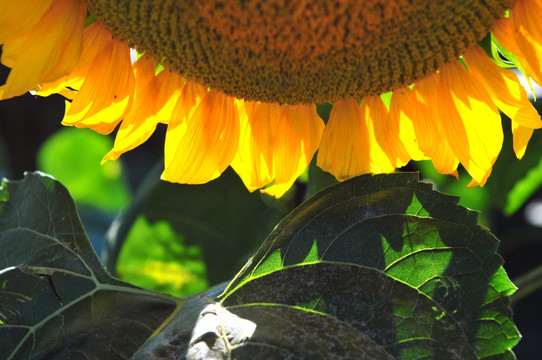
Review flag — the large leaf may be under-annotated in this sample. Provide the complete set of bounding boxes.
[140,173,520,359]
[0,172,520,359]
[0,172,181,359]
[224,173,520,358]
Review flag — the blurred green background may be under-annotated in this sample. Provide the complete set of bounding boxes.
[1,63,541,358]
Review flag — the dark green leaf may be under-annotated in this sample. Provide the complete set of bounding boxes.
[216,173,519,359]
[413,161,491,225]
[0,172,181,359]
[304,158,339,200]
[0,172,520,359]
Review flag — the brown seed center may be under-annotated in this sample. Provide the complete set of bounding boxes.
[86,0,514,104]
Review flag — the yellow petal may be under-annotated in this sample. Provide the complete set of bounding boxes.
[512,122,534,159]
[317,99,371,181]
[411,75,459,175]
[0,0,86,99]
[463,44,542,129]
[511,0,542,87]
[0,1,52,44]
[63,38,135,134]
[492,17,522,55]
[230,100,255,189]
[492,16,542,87]
[361,96,397,173]
[231,101,280,191]
[132,55,157,94]
[389,87,427,162]
[438,61,503,186]
[35,22,113,98]
[372,93,412,167]
[164,80,207,167]
[263,104,324,198]
[41,24,84,84]
[162,91,240,184]
[410,77,439,152]
[466,178,481,188]
[103,69,184,162]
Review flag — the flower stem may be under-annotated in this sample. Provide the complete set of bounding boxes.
[102,160,164,274]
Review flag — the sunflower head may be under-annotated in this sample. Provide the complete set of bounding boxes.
[86,0,513,104]
[1,0,541,198]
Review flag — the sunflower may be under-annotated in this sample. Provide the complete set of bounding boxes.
[1,0,541,197]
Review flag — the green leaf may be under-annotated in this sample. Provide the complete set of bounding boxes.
[305,158,339,200]
[414,160,491,225]
[117,217,209,297]
[0,172,520,359]
[215,173,519,359]
[0,172,181,359]
[136,287,397,360]
[38,128,130,213]
[478,33,514,69]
